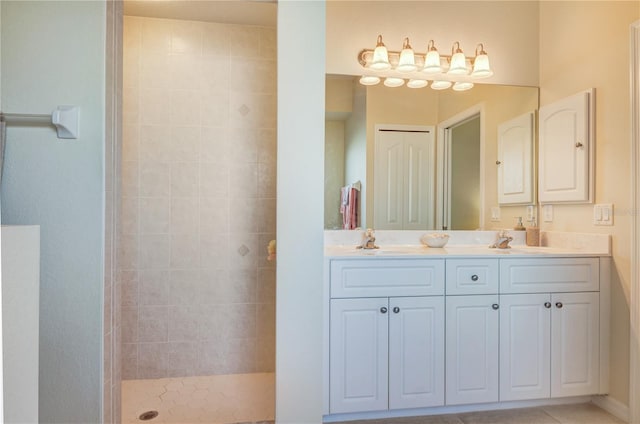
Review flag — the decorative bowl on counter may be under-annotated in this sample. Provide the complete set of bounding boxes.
[420,233,450,248]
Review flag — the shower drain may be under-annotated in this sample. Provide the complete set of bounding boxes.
[138,410,159,421]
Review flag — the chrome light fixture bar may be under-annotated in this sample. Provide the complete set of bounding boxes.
[357,35,493,91]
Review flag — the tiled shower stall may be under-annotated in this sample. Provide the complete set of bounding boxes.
[119,16,276,381]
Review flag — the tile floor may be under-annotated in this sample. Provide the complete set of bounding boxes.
[333,402,625,424]
[121,372,275,424]
[122,375,622,424]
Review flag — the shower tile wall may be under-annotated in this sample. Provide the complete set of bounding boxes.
[120,16,276,379]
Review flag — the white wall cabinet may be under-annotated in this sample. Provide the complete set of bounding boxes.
[329,296,444,413]
[374,127,436,230]
[538,90,594,203]
[445,295,500,405]
[497,112,535,205]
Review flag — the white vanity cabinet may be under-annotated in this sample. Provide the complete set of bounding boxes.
[445,259,500,405]
[499,258,601,401]
[329,259,445,414]
[325,253,608,419]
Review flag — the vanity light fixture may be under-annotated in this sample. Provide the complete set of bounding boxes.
[357,35,493,91]
[396,38,418,72]
[370,35,391,70]
[423,40,442,74]
[359,75,381,85]
[447,42,468,75]
[452,81,474,91]
[383,77,405,87]
[407,79,429,88]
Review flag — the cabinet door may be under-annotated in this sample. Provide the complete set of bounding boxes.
[538,90,593,203]
[330,298,389,413]
[389,296,444,409]
[499,294,551,401]
[551,292,600,397]
[497,112,534,205]
[445,295,499,405]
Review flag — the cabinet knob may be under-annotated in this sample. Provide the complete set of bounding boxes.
[380,307,388,314]
[544,302,552,309]
[393,307,400,313]
[471,274,479,281]
[555,302,563,309]
[576,142,584,148]
[496,160,502,165]
[492,303,499,310]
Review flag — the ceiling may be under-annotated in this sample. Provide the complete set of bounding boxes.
[123,0,277,27]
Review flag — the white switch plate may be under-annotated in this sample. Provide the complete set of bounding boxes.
[490,207,501,222]
[543,204,553,222]
[594,203,613,226]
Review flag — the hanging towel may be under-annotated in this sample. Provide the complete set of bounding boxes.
[340,183,359,230]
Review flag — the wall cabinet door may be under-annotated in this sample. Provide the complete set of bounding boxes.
[445,295,499,405]
[374,128,436,230]
[551,292,600,397]
[499,294,551,401]
[497,112,535,205]
[538,90,593,203]
[389,296,445,409]
[329,298,389,414]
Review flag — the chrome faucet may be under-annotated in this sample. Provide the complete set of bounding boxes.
[489,230,513,249]
[357,228,379,250]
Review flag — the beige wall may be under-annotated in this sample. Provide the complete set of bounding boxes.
[538,1,640,407]
[121,16,276,379]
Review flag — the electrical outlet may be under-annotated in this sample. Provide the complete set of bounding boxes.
[543,204,553,222]
[526,205,535,223]
[491,207,501,222]
[594,203,613,226]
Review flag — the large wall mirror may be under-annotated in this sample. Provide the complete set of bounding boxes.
[325,75,539,231]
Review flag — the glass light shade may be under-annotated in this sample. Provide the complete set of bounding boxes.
[396,48,417,72]
[370,45,391,70]
[423,50,442,74]
[407,79,428,89]
[471,53,493,78]
[359,75,381,86]
[448,51,468,75]
[452,81,474,91]
[383,77,405,88]
[430,80,452,90]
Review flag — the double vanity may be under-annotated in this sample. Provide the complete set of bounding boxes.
[322,230,610,421]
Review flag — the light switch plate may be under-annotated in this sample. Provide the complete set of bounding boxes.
[594,203,613,226]
[543,204,553,222]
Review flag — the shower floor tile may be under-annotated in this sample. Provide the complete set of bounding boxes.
[122,372,275,424]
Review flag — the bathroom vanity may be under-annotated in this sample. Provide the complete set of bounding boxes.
[322,231,610,421]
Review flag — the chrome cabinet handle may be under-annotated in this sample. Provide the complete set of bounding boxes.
[492,304,499,310]
[393,307,400,313]
[471,274,479,281]
[556,302,563,309]
[544,302,552,309]
[380,307,388,314]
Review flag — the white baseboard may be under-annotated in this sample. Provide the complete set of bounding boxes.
[592,395,630,423]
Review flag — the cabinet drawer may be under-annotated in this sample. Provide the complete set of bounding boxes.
[500,258,599,293]
[446,259,499,295]
[330,259,445,298]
